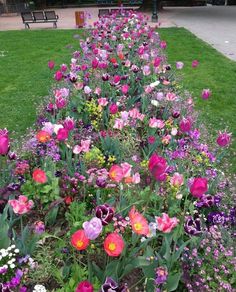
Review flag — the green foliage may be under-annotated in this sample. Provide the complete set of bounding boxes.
[14,225,40,255]
[65,201,88,229]
[0,205,10,248]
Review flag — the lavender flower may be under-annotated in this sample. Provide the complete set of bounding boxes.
[83,217,103,240]
[155,266,168,285]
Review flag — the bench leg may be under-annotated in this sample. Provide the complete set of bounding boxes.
[53,22,57,28]
[25,23,30,29]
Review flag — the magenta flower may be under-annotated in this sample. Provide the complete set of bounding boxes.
[201,89,211,100]
[192,60,199,68]
[109,104,118,115]
[179,117,192,132]
[83,217,103,240]
[121,84,129,95]
[0,128,9,156]
[160,41,167,49]
[216,131,231,147]
[57,128,69,141]
[54,70,63,81]
[56,96,67,109]
[8,195,34,215]
[48,60,55,70]
[60,64,67,72]
[63,117,75,131]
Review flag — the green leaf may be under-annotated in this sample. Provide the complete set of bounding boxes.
[166,272,182,291]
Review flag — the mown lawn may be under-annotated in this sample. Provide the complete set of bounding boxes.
[159,28,236,173]
[0,28,235,171]
[0,29,83,135]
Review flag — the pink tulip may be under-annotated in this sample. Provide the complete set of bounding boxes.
[156,213,178,233]
[190,177,208,198]
[0,128,9,156]
[56,96,67,109]
[121,84,129,95]
[8,195,34,215]
[63,117,75,131]
[113,75,121,85]
[113,118,125,130]
[149,153,167,182]
[160,41,167,49]
[170,173,184,187]
[149,118,165,129]
[201,89,211,100]
[73,140,91,154]
[98,98,108,107]
[216,131,231,147]
[92,58,99,69]
[153,57,162,67]
[120,162,132,178]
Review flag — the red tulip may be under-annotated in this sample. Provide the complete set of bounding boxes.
[32,169,47,184]
[148,153,167,182]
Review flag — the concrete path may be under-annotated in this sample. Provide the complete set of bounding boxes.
[0,5,236,61]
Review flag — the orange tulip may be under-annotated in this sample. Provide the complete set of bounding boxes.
[129,206,149,236]
[36,130,51,143]
[104,233,124,257]
[71,229,90,251]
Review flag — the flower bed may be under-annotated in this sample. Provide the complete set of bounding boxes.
[0,11,235,292]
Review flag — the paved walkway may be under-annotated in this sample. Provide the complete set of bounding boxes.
[0,5,236,61]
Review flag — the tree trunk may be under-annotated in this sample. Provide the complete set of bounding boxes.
[138,0,162,12]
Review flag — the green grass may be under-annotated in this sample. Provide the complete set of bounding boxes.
[0,29,83,136]
[0,28,235,171]
[159,28,236,173]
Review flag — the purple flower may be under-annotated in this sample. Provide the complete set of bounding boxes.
[184,215,202,236]
[101,277,127,292]
[83,217,103,240]
[95,204,114,226]
[155,267,168,285]
[176,61,184,70]
[33,221,45,235]
[0,267,8,274]
[195,194,221,208]
[207,212,229,225]
[229,207,236,225]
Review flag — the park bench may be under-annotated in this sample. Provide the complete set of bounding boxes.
[98,8,110,17]
[21,11,59,29]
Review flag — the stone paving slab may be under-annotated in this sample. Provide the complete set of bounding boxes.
[0,6,235,61]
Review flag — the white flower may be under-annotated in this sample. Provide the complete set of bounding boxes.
[53,124,63,135]
[14,249,19,254]
[33,284,47,292]
[151,100,159,107]
[10,263,15,269]
[150,80,160,88]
